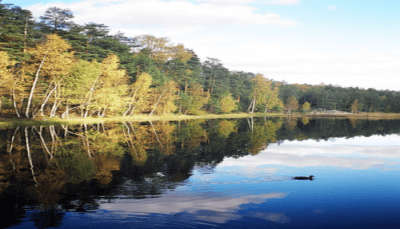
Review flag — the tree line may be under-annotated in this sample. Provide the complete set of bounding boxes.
[1,2,399,119]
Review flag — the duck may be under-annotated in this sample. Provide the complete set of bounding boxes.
[293,175,314,180]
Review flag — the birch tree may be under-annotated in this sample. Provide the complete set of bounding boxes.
[26,34,73,118]
[124,72,152,116]
[92,54,128,116]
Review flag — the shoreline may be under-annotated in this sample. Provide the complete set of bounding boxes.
[1,112,400,127]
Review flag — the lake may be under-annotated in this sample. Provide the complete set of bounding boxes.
[1,118,400,229]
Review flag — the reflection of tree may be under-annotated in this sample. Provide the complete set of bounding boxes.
[301,117,310,126]
[177,120,207,150]
[94,154,121,185]
[349,118,358,129]
[123,122,150,166]
[56,150,95,184]
[285,118,298,131]
[151,121,176,155]
[248,119,282,155]
[217,120,237,138]
[85,124,126,157]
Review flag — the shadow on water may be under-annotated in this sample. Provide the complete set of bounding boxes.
[0,118,400,228]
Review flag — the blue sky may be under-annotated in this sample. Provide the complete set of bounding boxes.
[7,0,400,90]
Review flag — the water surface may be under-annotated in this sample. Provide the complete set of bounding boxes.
[1,118,400,228]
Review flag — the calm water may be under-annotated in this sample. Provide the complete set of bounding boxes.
[1,118,400,229]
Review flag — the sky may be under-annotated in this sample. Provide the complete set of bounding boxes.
[7,0,400,90]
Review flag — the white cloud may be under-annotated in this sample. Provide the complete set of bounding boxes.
[27,0,296,28]
[263,0,300,5]
[328,5,337,11]
[196,0,255,5]
[196,0,300,5]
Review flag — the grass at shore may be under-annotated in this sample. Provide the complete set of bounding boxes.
[1,112,400,127]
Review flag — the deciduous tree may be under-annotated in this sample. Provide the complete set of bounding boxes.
[302,101,311,113]
[286,96,299,114]
[26,34,73,118]
[351,99,359,113]
[219,93,237,113]
[124,72,153,116]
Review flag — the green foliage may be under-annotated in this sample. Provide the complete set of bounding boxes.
[63,60,101,105]
[93,54,129,115]
[351,99,359,113]
[127,72,153,114]
[219,93,237,113]
[248,74,283,113]
[0,3,39,62]
[217,120,237,138]
[286,96,299,113]
[302,101,311,113]
[40,7,74,32]
[180,83,209,115]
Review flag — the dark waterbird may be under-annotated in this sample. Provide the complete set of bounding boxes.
[293,175,314,180]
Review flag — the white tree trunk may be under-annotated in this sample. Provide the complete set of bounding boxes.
[50,85,59,117]
[25,56,46,118]
[12,88,21,118]
[39,84,56,117]
[84,75,101,118]
[150,89,166,116]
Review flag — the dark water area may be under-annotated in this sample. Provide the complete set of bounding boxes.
[1,118,400,229]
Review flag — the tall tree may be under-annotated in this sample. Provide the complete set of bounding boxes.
[40,7,74,32]
[351,99,359,113]
[0,51,15,113]
[219,93,237,113]
[62,60,102,117]
[136,35,170,64]
[92,54,128,117]
[150,81,178,115]
[302,101,311,113]
[124,72,153,116]
[180,83,209,115]
[248,74,282,113]
[0,3,37,61]
[286,96,299,114]
[25,34,73,118]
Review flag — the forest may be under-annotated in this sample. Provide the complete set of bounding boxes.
[1,1,400,119]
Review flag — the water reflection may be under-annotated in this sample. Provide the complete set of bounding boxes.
[221,135,400,170]
[100,192,286,224]
[0,118,400,228]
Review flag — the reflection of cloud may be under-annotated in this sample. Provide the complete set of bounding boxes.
[221,167,278,178]
[252,212,290,224]
[221,135,400,170]
[100,192,286,224]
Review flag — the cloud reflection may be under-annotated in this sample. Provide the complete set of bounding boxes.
[99,192,286,224]
[221,135,400,170]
